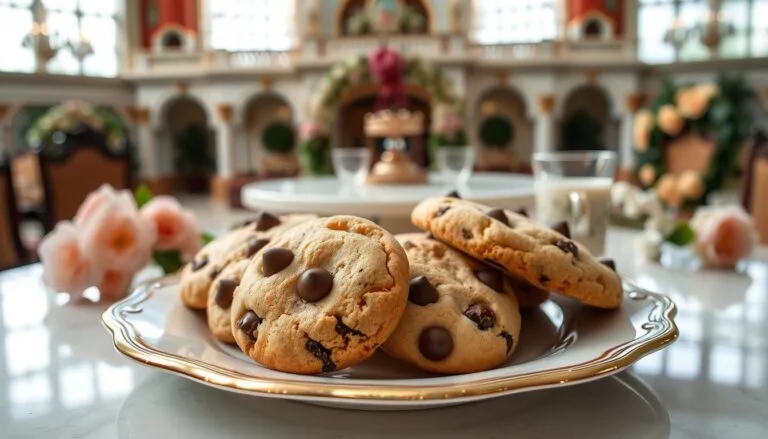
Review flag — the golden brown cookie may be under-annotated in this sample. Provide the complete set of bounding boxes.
[384,234,522,374]
[206,259,249,343]
[231,216,409,374]
[179,212,316,309]
[411,197,622,309]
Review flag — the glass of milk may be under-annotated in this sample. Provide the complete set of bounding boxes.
[532,151,617,256]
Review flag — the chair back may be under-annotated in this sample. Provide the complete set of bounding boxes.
[0,156,24,269]
[38,130,132,224]
[742,131,768,244]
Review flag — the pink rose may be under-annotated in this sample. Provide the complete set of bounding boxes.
[79,192,155,273]
[300,121,322,140]
[675,85,716,120]
[38,221,100,296]
[691,206,758,268]
[97,268,134,301]
[140,196,200,252]
[74,184,125,227]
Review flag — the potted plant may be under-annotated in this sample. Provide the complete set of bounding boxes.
[174,123,214,193]
[261,121,299,178]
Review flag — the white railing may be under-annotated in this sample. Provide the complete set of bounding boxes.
[472,41,555,61]
[300,34,467,64]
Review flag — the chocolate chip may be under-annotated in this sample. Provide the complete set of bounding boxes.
[486,208,509,226]
[475,270,504,293]
[555,239,579,258]
[464,303,496,330]
[445,190,461,199]
[408,275,438,305]
[297,268,333,302]
[514,207,528,217]
[237,311,262,341]
[461,228,472,239]
[306,339,336,372]
[208,266,222,280]
[215,278,239,308]
[436,206,451,217]
[500,331,514,353]
[599,258,616,272]
[262,248,294,276]
[425,232,435,240]
[538,274,550,285]
[246,238,269,257]
[334,316,365,339]
[551,221,571,238]
[191,256,208,272]
[418,326,453,361]
[254,211,281,231]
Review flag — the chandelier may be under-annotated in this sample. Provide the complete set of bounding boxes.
[663,0,734,57]
[22,0,94,73]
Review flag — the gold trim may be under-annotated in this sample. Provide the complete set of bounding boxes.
[102,279,678,402]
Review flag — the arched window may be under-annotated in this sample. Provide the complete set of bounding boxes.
[209,0,296,51]
[0,0,119,76]
[471,0,557,44]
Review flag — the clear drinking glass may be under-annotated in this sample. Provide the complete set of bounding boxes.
[435,147,475,185]
[332,148,370,185]
[532,151,617,256]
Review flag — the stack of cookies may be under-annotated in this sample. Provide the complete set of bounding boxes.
[179,193,623,376]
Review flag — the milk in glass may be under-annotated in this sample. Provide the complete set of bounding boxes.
[535,177,612,256]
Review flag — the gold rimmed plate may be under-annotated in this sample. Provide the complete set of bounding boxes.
[102,276,678,410]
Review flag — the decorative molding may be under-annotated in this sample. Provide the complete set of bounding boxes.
[496,70,508,86]
[585,69,599,85]
[625,92,647,113]
[217,104,234,124]
[538,95,556,115]
[261,77,274,91]
[125,106,151,125]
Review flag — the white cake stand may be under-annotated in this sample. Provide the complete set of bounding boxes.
[241,173,535,233]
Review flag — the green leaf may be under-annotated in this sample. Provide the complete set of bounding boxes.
[202,232,216,245]
[665,223,696,246]
[152,250,184,275]
[134,184,154,208]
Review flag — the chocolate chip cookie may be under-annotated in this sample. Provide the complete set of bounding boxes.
[411,197,623,309]
[383,234,522,373]
[206,259,249,343]
[230,216,410,374]
[179,212,315,309]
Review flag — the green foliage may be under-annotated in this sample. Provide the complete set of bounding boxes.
[152,250,185,275]
[134,184,154,208]
[174,124,215,175]
[479,116,514,148]
[399,6,426,33]
[261,122,296,154]
[562,111,604,150]
[634,73,753,206]
[666,223,696,246]
[301,137,332,175]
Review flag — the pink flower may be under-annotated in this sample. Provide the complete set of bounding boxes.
[691,206,758,268]
[140,196,200,252]
[74,184,117,227]
[38,222,100,296]
[97,269,134,301]
[300,121,322,140]
[79,193,155,273]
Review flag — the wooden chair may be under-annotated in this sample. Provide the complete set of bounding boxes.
[0,155,25,270]
[742,131,768,244]
[37,129,132,228]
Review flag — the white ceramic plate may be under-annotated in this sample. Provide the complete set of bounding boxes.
[102,276,678,410]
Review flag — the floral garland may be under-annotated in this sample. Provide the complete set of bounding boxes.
[27,100,128,152]
[300,50,465,175]
[633,74,751,208]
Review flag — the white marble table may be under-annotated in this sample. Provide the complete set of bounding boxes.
[240,173,535,217]
[2,228,768,438]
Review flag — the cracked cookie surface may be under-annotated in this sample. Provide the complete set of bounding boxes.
[206,259,249,343]
[411,197,623,309]
[384,234,522,373]
[230,216,409,374]
[179,212,316,310]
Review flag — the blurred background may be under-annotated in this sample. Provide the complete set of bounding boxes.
[0,0,767,261]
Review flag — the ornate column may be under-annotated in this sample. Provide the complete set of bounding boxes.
[213,103,235,202]
[126,106,168,192]
[534,95,557,153]
[619,92,647,182]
